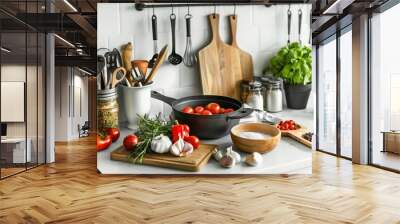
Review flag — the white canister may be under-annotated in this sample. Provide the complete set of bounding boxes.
[117,82,153,130]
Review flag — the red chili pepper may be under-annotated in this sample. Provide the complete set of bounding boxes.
[171,124,190,143]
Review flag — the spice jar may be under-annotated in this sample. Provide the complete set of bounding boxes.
[240,80,250,103]
[97,88,119,132]
[261,76,283,112]
[246,80,264,110]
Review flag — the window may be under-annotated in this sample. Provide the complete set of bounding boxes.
[317,37,337,155]
[370,3,400,171]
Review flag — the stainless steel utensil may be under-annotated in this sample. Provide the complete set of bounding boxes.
[168,13,182,65]
[287,6,292,44]
[298,9,302,44]
[183,13,197,67]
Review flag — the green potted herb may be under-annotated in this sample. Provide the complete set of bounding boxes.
[263,42,312,109]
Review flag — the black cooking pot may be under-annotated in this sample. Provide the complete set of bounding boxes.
[151,91,253,139]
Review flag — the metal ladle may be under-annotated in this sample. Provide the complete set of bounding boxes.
[168,7,182,65]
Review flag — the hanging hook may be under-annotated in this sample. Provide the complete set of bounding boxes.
[171,2,174,14]
[152,4,155,16]
[187,0,190,15]
[213,2,217,18]
[233,3,237,19]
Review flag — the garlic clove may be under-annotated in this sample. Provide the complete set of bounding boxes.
[232,151,241,163]
[225,146,241,163]
[213,150,223,161]
[170,137,193,157]
[181,142,194,157]
[219,154,236,168]
[245,152,263,166]
[170,138,185,157]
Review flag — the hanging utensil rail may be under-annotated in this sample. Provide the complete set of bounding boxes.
[134,1,307,11]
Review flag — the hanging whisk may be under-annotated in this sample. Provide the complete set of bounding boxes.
[183,6,197,67]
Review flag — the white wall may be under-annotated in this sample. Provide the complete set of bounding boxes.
[54,67,89,141]
[98,3,312,115]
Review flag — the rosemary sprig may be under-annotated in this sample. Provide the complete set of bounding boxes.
[128,114,173,163]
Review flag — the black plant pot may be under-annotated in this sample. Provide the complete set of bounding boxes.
[283,83,312,109]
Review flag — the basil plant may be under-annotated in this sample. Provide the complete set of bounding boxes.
[264,42,312,85]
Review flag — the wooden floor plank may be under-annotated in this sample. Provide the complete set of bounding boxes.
[0,136,399,223]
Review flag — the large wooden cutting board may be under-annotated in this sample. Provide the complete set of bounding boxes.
[280,124,312,148]
[198,14,243,100]
[110,143,216,172]
[229,15,254,82]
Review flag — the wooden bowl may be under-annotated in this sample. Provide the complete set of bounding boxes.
[230,123,281,154]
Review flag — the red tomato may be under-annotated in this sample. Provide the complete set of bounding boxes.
[107,128,120,142]
[201,110,213,115]
[194,106,204,113]
[219,108,225,114]
[182,124,190,133]
[277,125,281,129]
[97,135,112,152]
[184,136,200,149]
[123,134,138,151]
[289,124,296,130]
[182,106,194,114]
[224,108,234,113]
[284,123,290,130]
[206,103,220,114]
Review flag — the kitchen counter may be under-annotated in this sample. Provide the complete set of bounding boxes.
[97,109,313,174]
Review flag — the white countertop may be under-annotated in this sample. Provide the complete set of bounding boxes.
[97,109,313,174]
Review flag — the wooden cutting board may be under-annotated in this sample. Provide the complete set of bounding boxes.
[229,15,254,82]
[198,14,243,100]
[110,143,216,172]
[280,124,312,148]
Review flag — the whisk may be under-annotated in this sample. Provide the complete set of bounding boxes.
[183,13,197,67]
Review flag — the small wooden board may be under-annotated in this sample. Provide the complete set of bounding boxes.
[280,124,312,148]
[110,144,216,172]
[229,15,254,82]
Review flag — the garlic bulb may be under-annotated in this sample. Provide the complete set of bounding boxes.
[219,154,236,168]
[151,134,172,154]
[170,137,193,157]
[245,152,263,166]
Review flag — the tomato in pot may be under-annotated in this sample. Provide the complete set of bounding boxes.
[194,106,204,113]
[107,128,120,142]
[123,134,138,151]
[181,106,194,114]
[224,108,234,113]
[201,110,213,115]
[97,134,112,152]
[206,103,220,114]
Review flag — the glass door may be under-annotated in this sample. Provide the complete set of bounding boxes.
[317,37,337,155]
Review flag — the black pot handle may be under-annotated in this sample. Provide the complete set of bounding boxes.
[227,108,253,120]
[151,91,176,106]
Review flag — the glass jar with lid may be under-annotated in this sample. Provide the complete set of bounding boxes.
[260,76,283,112]
[246,80,264,110]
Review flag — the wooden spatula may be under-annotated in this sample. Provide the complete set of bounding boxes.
[144,45,168,84]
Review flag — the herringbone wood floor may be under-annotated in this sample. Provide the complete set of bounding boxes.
[1,136,400,224]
